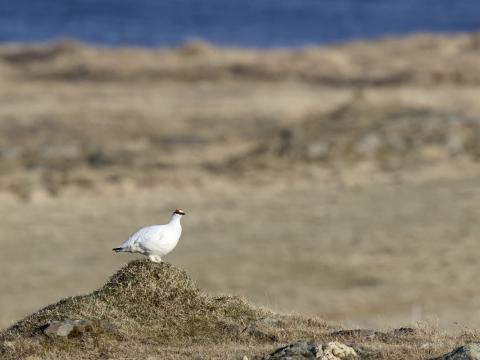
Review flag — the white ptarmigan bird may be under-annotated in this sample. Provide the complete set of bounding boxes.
[112,209,186,263]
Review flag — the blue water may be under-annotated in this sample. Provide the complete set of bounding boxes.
[0,0,479,47]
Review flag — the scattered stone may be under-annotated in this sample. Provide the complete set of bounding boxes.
[432,344,480,360]
[42,319,113,338]
[262,340,357,359]
[43,320,73,337]
[320,342,358,360]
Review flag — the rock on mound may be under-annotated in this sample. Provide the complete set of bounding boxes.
[0,260,290,359]
[231,99,480,171]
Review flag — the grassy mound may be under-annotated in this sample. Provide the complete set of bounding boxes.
[0,260,327,359]
[0,260,478,359]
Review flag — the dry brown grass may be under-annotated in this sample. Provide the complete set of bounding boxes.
[1,260,478,359]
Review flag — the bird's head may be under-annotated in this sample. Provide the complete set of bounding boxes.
[173,208,186,216]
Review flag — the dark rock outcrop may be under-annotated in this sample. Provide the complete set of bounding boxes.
[433,344,480,360]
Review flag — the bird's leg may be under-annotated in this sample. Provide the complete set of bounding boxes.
[148,255,162,263]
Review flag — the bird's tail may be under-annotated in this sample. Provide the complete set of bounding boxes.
[112,247,124,252]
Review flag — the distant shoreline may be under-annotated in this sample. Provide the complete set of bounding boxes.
[0,30,479,50]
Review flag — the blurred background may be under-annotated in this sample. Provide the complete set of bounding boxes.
[1,0,480,332]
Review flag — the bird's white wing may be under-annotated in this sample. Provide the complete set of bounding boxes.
[137,225,167,253]
[119,225,165,252]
